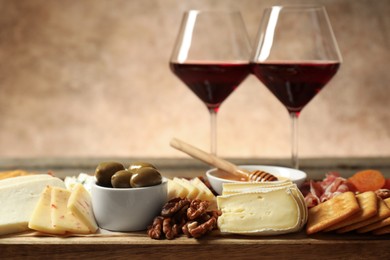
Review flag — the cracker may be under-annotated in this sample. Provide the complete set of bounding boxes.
[357,216,390,233]
[372,224,390,235]
[0,170,32,180]
[324,191,377,232]
[337,197,390,233]
[306,191,360,235]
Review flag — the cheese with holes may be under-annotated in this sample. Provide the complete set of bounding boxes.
[0,176,65,236]
[67,184,98,232]
[51,187,90,234]
[217,186,304,235]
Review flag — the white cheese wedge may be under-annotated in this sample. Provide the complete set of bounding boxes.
[0,177,65,236]
[28,186,66,234]
[167,179,188,200]
[0,174,54,188]
[217,187,302,235]
[67,183,98,233]
[51,187,90,234]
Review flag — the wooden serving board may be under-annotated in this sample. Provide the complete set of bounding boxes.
[1,157,390,259]
[1,231,389,259]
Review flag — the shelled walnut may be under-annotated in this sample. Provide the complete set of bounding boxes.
[147,198,221,240]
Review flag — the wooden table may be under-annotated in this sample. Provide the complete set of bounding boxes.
[1,157,390,259]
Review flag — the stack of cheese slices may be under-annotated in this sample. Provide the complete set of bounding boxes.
[217,180,308,235]
[0,174,65,236]
[0,174,98,236]
[167,177,216,202]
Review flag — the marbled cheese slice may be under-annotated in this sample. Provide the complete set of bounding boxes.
[51,187,90,234]
[0,177,65,236]
[217,187,301,235]
[67,184,98,233]
[28,186,66,234]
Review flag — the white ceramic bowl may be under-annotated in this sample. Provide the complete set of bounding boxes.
[206,165,307,195]
[91,179,167,232]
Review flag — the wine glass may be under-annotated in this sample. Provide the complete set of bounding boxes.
[170,10,251,155]
[251,6,342,168]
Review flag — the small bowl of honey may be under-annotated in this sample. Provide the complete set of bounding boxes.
[206,165,307,195]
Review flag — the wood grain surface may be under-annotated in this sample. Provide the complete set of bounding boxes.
[1,157,390,259]
[1,231,389,259]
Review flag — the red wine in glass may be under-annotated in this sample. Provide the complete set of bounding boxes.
[170,62,250,112]
[251,61,340,113]
[251,6,342,168]
[170,10,251,155]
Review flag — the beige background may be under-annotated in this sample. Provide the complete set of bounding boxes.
[0,0,389,159]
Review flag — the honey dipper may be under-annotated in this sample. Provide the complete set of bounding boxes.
[170,138,278,182]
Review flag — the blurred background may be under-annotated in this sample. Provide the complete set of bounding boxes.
[0,0,389,159]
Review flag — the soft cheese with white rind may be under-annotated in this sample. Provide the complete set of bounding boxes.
[289,186,308,226]
[217,187,302,235]
[0,176,65,236]
[51,187,90,234]
[67,183,98,233]
[222,180,292,195]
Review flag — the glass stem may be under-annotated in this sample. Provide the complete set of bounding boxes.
[209,109,217,155]
[290,112,299,169]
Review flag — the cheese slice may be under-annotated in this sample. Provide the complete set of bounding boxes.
[0,177,65,236]
[51,187,90,234]
[191,177,215,201]
[217,187,302,235]
[28,186,66,234]
[173,178,199,200]
[67,184,98,233]
[167,179,188,200]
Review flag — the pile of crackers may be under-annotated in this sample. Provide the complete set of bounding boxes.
[0,170,32,180]
[306,191,390,235]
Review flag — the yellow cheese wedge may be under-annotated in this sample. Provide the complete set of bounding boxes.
[51,187,90,234]
[173,177,199,200]
[0,176,65,236]
[191,177,215,201]
[167,179,188,200]
[28,186,66,235]
[67,184,98,233]
[217,184,306,235]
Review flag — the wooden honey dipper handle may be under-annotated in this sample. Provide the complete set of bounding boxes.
[170,138,248,179]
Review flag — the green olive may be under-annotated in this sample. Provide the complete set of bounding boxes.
[95,162,125,187]
[129,162,156,172]
[130,167,162,188]
[111,170,133,188]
